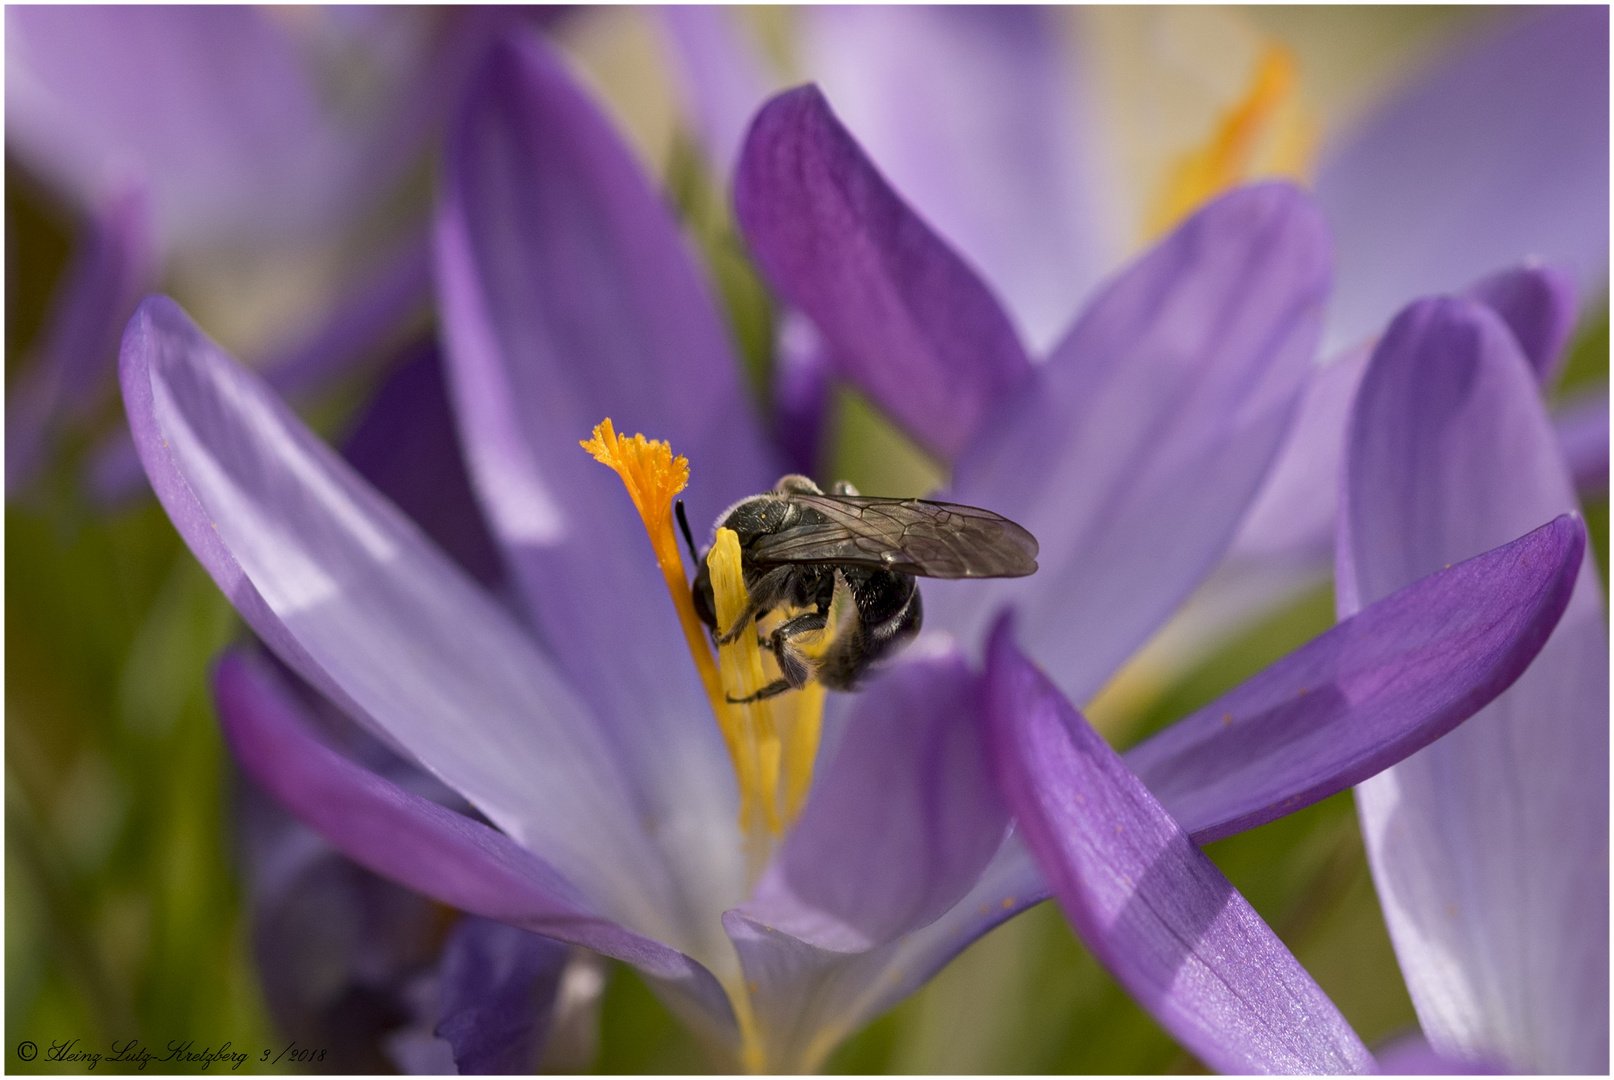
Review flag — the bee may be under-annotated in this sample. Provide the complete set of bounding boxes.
[677,475,1038,703]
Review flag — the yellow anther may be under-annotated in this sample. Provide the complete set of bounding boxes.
[1145,44,1315,239]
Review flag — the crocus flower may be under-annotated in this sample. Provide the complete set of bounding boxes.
[122,34,1581,1072]
[1338,296,1609,1073]
[4,6,521,498]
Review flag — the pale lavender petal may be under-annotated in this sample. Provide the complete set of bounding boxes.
[936,183,1330,704]
[657,6,776,180]
[715,741,1055,1070]
[719,649,1038,1072]
[1374,1032,1502,1075]
[4,8,488,250]
[1552,384,1608,498]
[1157,344,1370,669]
[772,309,835,477]
[1317,7,1609,353]
[1340,296,1608,1074]
[742,650,1006,953]
[437,33,775,940]
[1463,264,1578,385]
[120,295,685,944]
[7,186,156,493]
[1226,343,1372,569]
[723,833,1047,1075]
[800,6,1118,353]
[214,649,736,1041]
[1127,515,1582,844]
[435,917,569,1075]
[734,83,1033,462]
[339,340,505,592]
[1201,262,1583,664]
[982,618,1375,1075]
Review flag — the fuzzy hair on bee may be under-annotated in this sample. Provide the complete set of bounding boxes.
[678,474,1038,703]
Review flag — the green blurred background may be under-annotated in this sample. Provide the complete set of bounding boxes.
[7,6,1608,1074]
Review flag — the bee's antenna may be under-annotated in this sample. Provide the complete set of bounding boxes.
[675,499,701,566]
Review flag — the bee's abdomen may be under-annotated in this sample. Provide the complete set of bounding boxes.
[818,572,921,691]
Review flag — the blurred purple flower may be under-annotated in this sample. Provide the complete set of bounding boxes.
[4,6,521,498]
[668,6,1607,353]
[663,5,1609,643]
[120,32,1582,1072]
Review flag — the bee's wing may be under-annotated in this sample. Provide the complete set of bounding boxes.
[749,495,1039,578]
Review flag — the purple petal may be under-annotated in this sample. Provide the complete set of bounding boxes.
[82,428,151,511]
[1552,384,1609,498]
[734,83,1032,462]
[214,649,736,1040]
[7,186,155,493]
[1127,515,1582,843]
[262,230,435,400]
[772,310,835,477]
[937,183,1330,704]
[657,6,776,181]
[437,32,775,931]
[1340,296,1608,1073]
[799,6,1118,353]
[743,651,1006,952]
[1317,7,1609,353]
[982,618,1375,1075]
[120,295,686,939]
[1463,264,1578,385]
[339,339,505,592]
[243,786,446,1074]
[435,917,569,1075]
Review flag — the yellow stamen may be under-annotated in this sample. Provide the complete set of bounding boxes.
[581,419,827,852]
[1145,44,1316,239]
[585,419,835,1073]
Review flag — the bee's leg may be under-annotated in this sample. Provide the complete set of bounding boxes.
[727,679,793,704]
[715,566,794,644]
[767,607,830,689]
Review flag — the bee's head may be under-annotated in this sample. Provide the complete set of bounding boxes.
[691,556,717,630]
